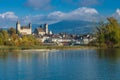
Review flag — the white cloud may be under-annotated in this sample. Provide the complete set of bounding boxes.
[0,12,18,19]
[116,9,120,16]
[72,7,98,14]
[47,11,65,21]
[21,14,47,24]
[20,7,100,25]
[0,12,18,28]
[47,7,100,22]
[104,8,120,22]
[112,9,120,20]
[48,11,65,18]
[65,7,99,21]
[0,7,101,28]
[21,7,100,24]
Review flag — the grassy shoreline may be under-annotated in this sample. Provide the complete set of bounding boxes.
[0,45,99,52]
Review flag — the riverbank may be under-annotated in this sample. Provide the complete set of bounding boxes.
[0,45,98,52]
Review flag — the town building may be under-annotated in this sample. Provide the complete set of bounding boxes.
[34,23,51,36]
[16,21,32,35]
[34,28,46,36]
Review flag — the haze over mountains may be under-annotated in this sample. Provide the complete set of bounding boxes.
[32,20,97,34]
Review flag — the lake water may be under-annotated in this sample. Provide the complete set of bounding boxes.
[0,49,120,80]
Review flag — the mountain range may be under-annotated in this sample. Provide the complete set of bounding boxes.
[32,20,98,34]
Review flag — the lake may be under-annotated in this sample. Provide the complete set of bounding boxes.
[0,49,120,80]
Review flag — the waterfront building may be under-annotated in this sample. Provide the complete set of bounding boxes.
[16,21,32,35]
[34,23,50,36]
[34,28,46,36]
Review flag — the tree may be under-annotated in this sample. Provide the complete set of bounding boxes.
[0,30,9,45]
[0,33,4,45]
[96,17,120,47]
[20,35,38,47]
[8,27,16,36]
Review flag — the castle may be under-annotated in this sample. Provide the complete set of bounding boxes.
[16,21,51,36]
[34,24,50,36]
[16,21,32,35]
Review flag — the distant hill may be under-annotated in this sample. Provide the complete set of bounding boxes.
[32,20,98,34]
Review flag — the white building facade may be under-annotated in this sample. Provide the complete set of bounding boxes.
[16,21,32,35]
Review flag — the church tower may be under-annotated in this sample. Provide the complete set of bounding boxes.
[16,20,21,34]
[29,23,32,28]
[44,23,48,34]
[29,22,32,34]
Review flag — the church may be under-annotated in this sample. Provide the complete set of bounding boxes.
[34,24,52,36]
[16,21,32,35]
[16,21,52,36]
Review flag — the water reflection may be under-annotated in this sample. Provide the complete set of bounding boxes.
[97,49,120,61]
[0,49,120,80]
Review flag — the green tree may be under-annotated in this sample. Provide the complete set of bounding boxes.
[21,35,38,47]
[0,30,9,45]
[8,27,16,36]
[0,33,4,45]
[96,17,120,47]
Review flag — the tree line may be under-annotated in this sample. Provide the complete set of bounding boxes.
[0,27,40,47]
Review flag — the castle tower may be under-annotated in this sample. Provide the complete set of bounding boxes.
[29,23,32,28]
[16,20,21,34]
[29,22,32,34]
[44,23,48,34]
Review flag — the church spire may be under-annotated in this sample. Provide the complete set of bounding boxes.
[16,20,20,24]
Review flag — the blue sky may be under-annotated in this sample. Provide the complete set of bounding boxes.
[0,0,120,27]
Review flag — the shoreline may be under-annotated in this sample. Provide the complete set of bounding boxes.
[0,45,119,52]
[21,49,58,52]
[0,45,103,52]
